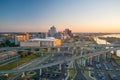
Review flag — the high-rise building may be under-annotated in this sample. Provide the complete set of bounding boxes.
[54,32,64,39]
[48,26,57,37]
[63,29,73,38]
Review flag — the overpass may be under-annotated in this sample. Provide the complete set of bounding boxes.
[1,44,120,51]
[0,46,119,74]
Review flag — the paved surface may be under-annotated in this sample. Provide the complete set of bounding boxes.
[31,53,70,80]
[73,60,86,80]
[9,55,50,80]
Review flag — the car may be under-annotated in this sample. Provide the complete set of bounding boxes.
[109,74,118,80]
[96,63,101,69]
[50,58,54,61]
[46,73,50,77]
[100,72,106,80]
[91,72,94,77]
[49,74,55,78]
[49,73,59,79]
[103,63,108,70]
[66,64,69,67]
[115,68,119,71]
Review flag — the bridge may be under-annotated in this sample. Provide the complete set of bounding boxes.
[1,44,120,51]
[0,44,120,80]
[0,45,119,71]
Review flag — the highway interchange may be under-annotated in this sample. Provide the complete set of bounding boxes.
[0,44,120,80]
[90,57,120,80]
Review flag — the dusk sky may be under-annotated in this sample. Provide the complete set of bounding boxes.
[0,0,120,32]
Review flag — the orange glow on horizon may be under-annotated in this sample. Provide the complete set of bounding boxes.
[70,25,120,33]
[1,24,120,33]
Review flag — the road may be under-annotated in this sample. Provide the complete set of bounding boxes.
[31,53,70,80]
[9,55,50,80]
[73,60,86,80]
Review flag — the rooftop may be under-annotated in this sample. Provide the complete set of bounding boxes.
[29,37,59,41]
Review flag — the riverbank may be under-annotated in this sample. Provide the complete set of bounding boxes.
[93,35,120,57]
[112,54,120,64]
[98,37,120,44]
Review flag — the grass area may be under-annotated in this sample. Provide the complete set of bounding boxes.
[0,54,41,70]
[78,60,93,80]
[68,62,76,80]
[112,54,120,64]
[83,70,93,80]
[68,68,76,80]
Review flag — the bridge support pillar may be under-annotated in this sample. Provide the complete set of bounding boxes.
[39,48,41,52]
[113,50,117,55]
[106,52,109,59]
[57,48,60,52]
[21,72,25,77]
[97,56,100,62]
[107,53,112,61]
[101,54,106,60]
[101,54,103,60]
[83,59,86,66]
[104,53,107,60]
[92,56,95,62]
[80,48,84,56]
[94,56,100,62]
[86,59,89,66]
[73,47,76,50]
[48,48,51,52]
[72,50,75,55]
[68,47,70,52]
[109,53,111,59]
[80,57,86,66]
[89,58,92,65]
[94,56,98,62]
[39,69,42,76]
[59,64,62,70]
[51,54,54,57]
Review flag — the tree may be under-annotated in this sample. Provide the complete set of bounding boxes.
[20,52,27,57]
[73,49,78,56]
[5,39,11,46]
[28,51,32,55]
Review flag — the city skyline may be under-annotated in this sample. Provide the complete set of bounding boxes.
[0,0,120,33]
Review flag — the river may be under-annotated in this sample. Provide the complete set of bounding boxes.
[94,34,120,57]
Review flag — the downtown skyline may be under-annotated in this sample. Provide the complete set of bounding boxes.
[0,0,120,33]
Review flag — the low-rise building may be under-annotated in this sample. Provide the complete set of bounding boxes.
[20,41,40,47]
[20,37,61,47]
[16,33,29,41]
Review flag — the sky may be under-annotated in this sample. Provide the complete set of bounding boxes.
[0,0,120,33]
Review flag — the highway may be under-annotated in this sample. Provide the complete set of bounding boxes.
[8,55,50,80]
[0,48,119,74]
[30,53,71,80]
[1,43,120,51]
[73,60,86,80]
[90,56,120,80]
[0,44,120,80]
